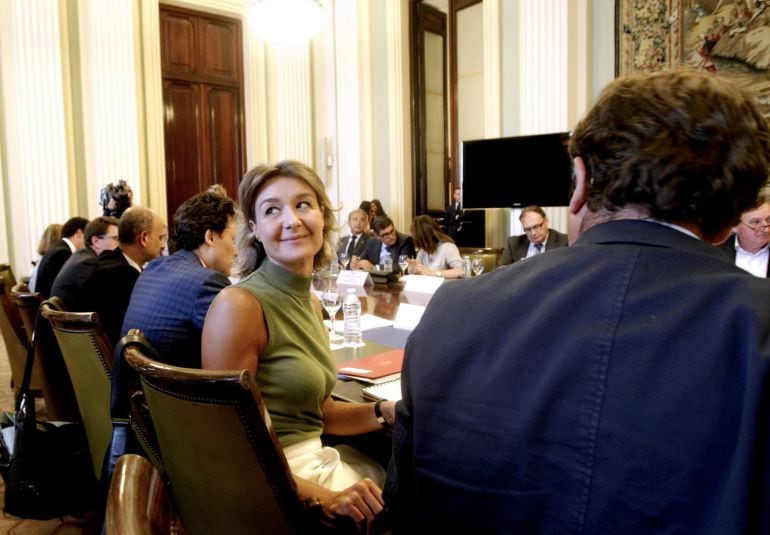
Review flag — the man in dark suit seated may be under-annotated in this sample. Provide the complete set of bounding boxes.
[52,206,166,345]
[388,70,770,532]
[121,192,236,367]
[351,216,415,274]
[336,208,370,266]
[34,216,88,297]
[500,205,568,265]
[717,189,770,277]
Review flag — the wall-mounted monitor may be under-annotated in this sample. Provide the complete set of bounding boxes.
[461,132,573,208]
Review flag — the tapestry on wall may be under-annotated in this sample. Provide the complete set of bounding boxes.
[616,0,770,116]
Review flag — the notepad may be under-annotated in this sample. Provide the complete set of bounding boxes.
[362,378,402,401]
[336,348,404,383]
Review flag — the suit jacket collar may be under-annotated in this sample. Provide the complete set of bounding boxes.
[576,220,726,261]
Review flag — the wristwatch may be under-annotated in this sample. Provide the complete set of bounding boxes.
[374,400,388,427]
[435,270,442,278]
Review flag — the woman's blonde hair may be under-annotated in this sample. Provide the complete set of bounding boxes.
[37,224,62,256]
[236,160,337,276]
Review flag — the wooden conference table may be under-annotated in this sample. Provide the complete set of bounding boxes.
[312,276,417,403]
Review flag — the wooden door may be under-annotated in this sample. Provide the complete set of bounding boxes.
[160,5,245,220]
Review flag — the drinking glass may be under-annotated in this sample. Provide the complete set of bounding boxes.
[472,257,485,276]
[338,251,350,270]
[398,254,409,274]
[322,288,342,338]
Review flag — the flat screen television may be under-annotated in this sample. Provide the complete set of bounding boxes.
[461,132,573,208]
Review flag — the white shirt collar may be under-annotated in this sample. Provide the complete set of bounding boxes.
[62,237,77,253]
[123,252,143,273]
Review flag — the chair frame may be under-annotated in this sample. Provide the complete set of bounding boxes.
[123,346,323,535]
[8,283,81,420]
[40,296,114,478]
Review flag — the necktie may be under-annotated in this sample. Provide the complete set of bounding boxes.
[347,235,356,256]
[533,243,543,255]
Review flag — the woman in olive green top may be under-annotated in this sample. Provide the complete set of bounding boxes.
[202,161,395,532]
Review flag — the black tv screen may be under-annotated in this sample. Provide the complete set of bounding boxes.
[461,132,573,208]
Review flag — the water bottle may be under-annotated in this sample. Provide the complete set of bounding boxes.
[381,250,392,272]
[343,288,363,347]
[462,255,472,278]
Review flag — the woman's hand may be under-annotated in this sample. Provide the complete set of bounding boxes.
[322,478,385,532]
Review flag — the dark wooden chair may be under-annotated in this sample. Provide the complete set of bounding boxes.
[123,345,330,535]
[40,297,113,479]
[0,275,41,400]
[104,454,182,535]
[9,284,80,421]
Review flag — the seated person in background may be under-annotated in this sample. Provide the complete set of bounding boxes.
[28,223,62,292]
[717,188,770,277]
[369,199,386,222]
[121,192,236,367]
[52,206,167,344]
[35,216,88,298]
[352,216,416,274]
[51,216,120,298]
[387,69,770,532]
[359,201,375,237]
[445,187,464,240]
[202,161,395,531]
[336,209,370,266]
[407,215,463,279]
[500,205,568,265]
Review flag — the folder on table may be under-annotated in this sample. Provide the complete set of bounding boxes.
[336,348,404,384]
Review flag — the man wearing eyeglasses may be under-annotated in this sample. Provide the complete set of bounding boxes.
[351,215,415,273]
[500,205,568,265]
[718,191,770,277]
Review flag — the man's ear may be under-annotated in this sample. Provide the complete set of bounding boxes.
[139,230,150,247]
[204,229,216,246]
[568,156,590,245]
[569,157,589,215]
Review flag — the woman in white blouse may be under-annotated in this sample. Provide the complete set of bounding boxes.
[408,215,464,278]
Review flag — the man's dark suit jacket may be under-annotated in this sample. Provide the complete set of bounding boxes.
[388,220,770,533]
[121,250,230,368]
[445,203,463,239]
[716,234,770,277]
[500,229,568,265]
[337,233,370,258]
[52,247,140,345]
[359,232,416,273]
[35,239,74,298]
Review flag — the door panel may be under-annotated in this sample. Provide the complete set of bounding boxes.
[160,11,198,77]
[163,81,203,218]
[206,86,241,188]
[200,20,238,82]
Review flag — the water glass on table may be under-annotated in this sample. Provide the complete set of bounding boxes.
[472,257,485,276]
[322,288,342,342]
[398,254,409,275]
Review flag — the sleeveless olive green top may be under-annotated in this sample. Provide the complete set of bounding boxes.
[237,261,336,448]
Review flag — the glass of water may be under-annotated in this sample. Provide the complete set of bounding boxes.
[472,257,485,276]
[322,287,342,339]
[398,254,409,274]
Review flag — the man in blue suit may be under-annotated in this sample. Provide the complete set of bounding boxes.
[388,70,770,533]
[122,192,236,367]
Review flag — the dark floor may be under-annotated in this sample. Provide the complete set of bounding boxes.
[0,337,96,534]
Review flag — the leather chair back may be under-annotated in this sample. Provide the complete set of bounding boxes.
[40,297,113,478]
[9,284,80,421]
[123,347,317,535]
[0,276,36,399]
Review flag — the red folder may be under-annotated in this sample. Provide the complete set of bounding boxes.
[336,349,404,383]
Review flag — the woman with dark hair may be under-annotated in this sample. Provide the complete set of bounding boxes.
[202,161,393,530]
[369,199,386,221]
[408,215,464,279]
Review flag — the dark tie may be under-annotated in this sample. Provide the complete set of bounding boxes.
[347,235,356,256]
[534,243,543,254]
